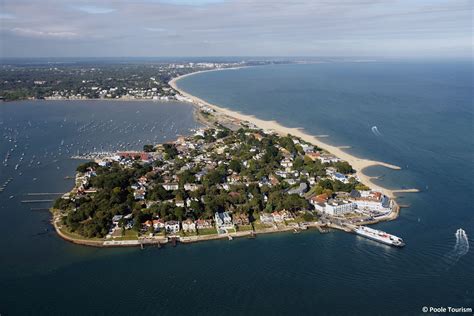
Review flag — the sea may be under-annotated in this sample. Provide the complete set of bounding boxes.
[1,61,473,315]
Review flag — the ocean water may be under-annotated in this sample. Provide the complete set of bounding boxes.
[1,62,473,315]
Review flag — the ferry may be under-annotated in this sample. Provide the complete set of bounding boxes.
[354,226,405,247]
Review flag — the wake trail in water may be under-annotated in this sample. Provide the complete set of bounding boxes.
[371,126,382,136]
[442,228,469,268]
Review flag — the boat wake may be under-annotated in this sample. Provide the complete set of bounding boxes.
[442,228,469,268]
[371,126,382,136]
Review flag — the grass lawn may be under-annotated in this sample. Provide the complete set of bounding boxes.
[198,228,217,235]
[114,230,139,240]
[236,225,253,231]
[252,222,273,231]
[180,231,198,237]
[58,227,104,241]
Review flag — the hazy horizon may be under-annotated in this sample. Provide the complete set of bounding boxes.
[1,0,472,59]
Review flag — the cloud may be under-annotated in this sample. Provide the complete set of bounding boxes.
[152,0,227,5]
[0,13,15,19]
[11,27,79,39]
[73,5,116,14]
[0,0,471,58]
[144,27,167,32]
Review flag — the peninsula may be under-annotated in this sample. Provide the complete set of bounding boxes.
[51,66,418,248]
[52,107,410,248]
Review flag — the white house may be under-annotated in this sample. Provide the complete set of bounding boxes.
[182,219,196,232]
[215,212,234,229]
[165,221,180,234]
[184,183,199,191]
[281,158,293,168]
[162,183,179,191]
[260,213,274,224]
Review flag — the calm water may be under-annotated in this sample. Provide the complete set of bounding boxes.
[1,62,473,315]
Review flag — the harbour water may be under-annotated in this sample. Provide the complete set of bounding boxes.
[1,61,473,315]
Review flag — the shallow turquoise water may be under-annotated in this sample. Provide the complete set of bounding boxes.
[1,61,473,315]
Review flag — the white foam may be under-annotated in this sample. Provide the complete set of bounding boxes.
[371,126,382,136]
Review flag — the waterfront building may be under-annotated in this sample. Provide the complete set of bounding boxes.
[182,219,196,232]
[215,212,234,230]
[165,221,180,234]
[312,199,356,216]
[260,213,274,224]
[196,219,213,230]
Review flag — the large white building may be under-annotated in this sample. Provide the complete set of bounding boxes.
[312,200,356,216]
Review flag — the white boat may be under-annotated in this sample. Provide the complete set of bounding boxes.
[354,226,405,247]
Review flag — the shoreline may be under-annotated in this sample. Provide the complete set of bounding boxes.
[169,68,419,199]
[51,209,332,248]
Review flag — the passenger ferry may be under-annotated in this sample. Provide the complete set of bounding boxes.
[354,226,405,247]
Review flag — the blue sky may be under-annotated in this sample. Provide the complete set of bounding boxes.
[0,0,472,58]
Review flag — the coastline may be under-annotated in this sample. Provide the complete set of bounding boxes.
[44,66,412,248]
[169,69,419,199]
[51,208,336,248]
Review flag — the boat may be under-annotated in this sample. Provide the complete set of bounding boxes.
[353,226,405,247]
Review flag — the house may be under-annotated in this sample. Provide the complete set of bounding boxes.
[182,219,196,232]
[272,211,285,223]
[318,155,340,164]
[195,170,208,181]
[232,213,250,225]
[196,219,213,229]
[174,199,185,207]
[133,188,146,200]
[112,215,123,226]
[165,221,180,234]
[117,151,151,162]
[287,182,308,196]
[227,174,241,184]
[281,158,293,168]
[153,219,165,230]
[162,183,179,191]
[305,152,321,161]
[309,193,329,206]
[138,176,148,185]
[275,170,288,178]
[260,213,274,224]
[184,183,200,191]
[281,210,294,221]
[215,212,234,229]
[332,172,349,183]
[269,174,280,185]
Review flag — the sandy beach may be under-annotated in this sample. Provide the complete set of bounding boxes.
[169,69,419,199]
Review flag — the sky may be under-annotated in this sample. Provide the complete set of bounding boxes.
[0,0,472,58]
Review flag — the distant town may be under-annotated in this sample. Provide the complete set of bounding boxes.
[0,60,286,101]
[52,122,400,247]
